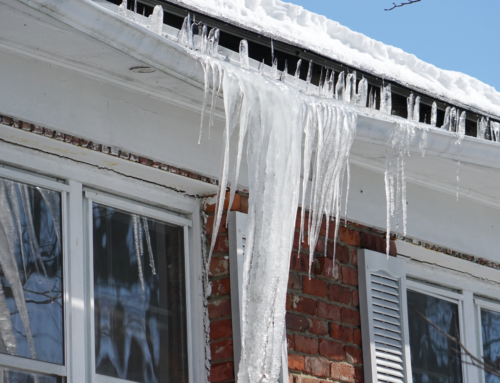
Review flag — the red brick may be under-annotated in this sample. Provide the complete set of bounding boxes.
[319,339,344,361]
[209,361,234,382]
[287,294,292,311]
[317,301,341,321]
[210,319,232,340]
[342,266,358,286]
[314,257,340,281]
[308,318,328,336]
[239,195,249,214]
[339,227,361,246]
[352,290,359,307]
[288,354,305,371]
[351,249,358,266]
[319,219,336,238]
[294,335,318,355]
[210,338,233,361]
[291,295,317,316]
[331,362,355,382]
[353,328,361,346]
[354,366,364,383]
[328,242,350,263]
[295,211,309,232]
[293,232,309,251]
[290,253,310,273]
[205,192,240,213]
[286,313,309,332]
[345,346,363,364]
[288,272,302,290]
[329,323,353,343]
[208,299,231,319]
[209,257,229,277]
[304,356,330,378]
[205,214,228,235]
[328,285,351,305]
[302,277,327,298]
[360,232,397,256]
[211,278,230,296]
[294,377,321,383]
[287,333,294,349]
[341,307,361,326]
[212,236,229,253]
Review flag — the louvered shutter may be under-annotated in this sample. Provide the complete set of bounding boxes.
[358,250,412,383]
[228,211,289,383]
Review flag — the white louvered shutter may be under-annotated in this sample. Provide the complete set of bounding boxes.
[358,250,412,383]
[228,211,289,383]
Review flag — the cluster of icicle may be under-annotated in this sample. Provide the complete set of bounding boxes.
[118,0,164,35]
[0,179,62,361]
[132,215,156,296]
[184,32,357,383]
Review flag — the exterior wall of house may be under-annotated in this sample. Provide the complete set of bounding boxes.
[203,191,398,383]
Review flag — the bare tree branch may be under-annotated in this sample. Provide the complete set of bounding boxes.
[385,0,422,11]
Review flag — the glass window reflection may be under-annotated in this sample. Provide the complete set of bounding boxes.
[0,178,63,365]
[407,290,463,383]
[92,203,188,383]
[481,308,500,383]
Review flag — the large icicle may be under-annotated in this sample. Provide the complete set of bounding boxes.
[357,78,368,107]
[149,5,163,35]
[412,96,420,123]
[491,121,500,142]
[239,40,249,69]
[132,215,145,295]
[430,102,437,127]
[380,83,392,115]
[197,51,357,383]
[335,72,345,100]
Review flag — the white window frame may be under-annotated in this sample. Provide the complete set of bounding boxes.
[474,298,500,383]
[0,165,70,381]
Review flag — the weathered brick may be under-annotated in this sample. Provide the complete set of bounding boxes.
[293,232,309,251]
[308,318,328,336]
[209,257,229,277]
[360,232,397,256]
[210,319,232,340]
[294,335,318,355]
[328,284,351,305]
[210,338,233,361]
[351,249,358,266]
[205,192,241,213]
[317,301,341,321]
[291,295,316,316]
[286,313,309,332]
[205,214,228,235]
[354,366,365,383]
[339,227,361,246]
[353,328,361,346]
[341,307,361,326]
[352,290,359,307]
[209,361,234,382]
[345,346,363,364]
[288,354,305,371]
[331,362,355,382]
[211,278,230,296]
[240,195,249,214]
[287,333,294,349]
[290,253,310,273]
[293,376,321,383]
[314,257,340,281]
[288,272,302,290]
[319,339,344,361]
[327,242,350,263]
[329,323,353,344]
[342,266,358,286]
[302,277,327,298]
[208,299,231,319]
[304,356,330,378]
[212,236,229,253]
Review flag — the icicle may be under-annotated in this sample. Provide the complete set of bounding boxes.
[208,62,222,135]
[335,71,345,100]
[326,71,335,99]
[198,60,211,144]
[239,40,250,69]
[368,88,374,108]
[305,60,313,93]
[317,67,324,96]
[270,39,274,63]
[491,121,500,142]
[449,108,457,133]
[38,189,62,251]
[294,59,302,86]
[141,217,156,275]
[406,93,415,120]
[177,14,193,49]
[0,283,16,355]
[149,5,163,35]
[431,102,437,127]
[380,83,392,114]
[357,78,368,107]
[412,96,420,123]
[118,0,127,17]
[458,111,466,139]
[133,0,137,18]
[484,118,491,140]
[442,107,451,131]
[132,215,145,295]
[282,60,288,83]
[373,92,377,110]
[200,25,208,54]
[207,28,220,57]
[271,59,279,80]
[258,59,265,75]
[344,73,353,103]
[350,71,357,103]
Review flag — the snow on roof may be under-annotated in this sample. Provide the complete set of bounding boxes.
[171,0,500,117]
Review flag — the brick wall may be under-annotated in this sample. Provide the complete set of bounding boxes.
[204,193,397,383]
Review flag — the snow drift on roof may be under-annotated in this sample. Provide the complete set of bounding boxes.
[171,0,500,117]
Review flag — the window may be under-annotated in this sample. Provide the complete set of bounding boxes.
[359,248,500,383]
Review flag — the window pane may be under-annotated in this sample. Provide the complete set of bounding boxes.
[0,367,62,383]
[407,290,463,383]
[481,308,500,383]
[93,203,188,383]
[0,179,63,365]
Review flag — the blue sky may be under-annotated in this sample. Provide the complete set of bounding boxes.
[287,0,500,92]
